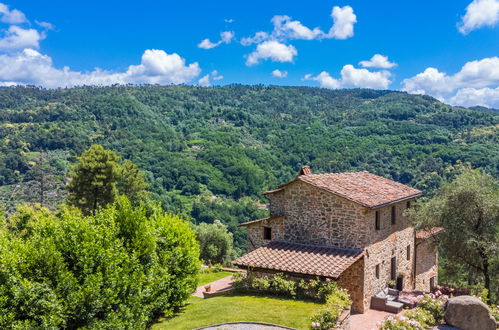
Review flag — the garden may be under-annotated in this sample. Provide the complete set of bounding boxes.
[379,286,498,329]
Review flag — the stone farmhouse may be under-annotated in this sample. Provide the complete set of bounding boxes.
[233,166,443,313]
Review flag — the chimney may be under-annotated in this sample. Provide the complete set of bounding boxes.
[299,165,312,176]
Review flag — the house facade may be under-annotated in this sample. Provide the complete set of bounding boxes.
[233,167,442,313]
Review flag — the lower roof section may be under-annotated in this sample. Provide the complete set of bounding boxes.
[233,240,364,279]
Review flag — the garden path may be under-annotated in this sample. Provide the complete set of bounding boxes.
[350,308,404,330]
[193,275,234,298]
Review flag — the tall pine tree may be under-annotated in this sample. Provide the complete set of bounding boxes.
[68,145,120,215]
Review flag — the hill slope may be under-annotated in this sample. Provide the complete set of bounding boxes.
[1,85,498,249]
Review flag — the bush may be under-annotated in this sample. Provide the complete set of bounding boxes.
[0,197,200,329]
[310,289,352,329]
[233,272,341,302]
[416,293,447,323]
[378,315,425,330]
[403,307,436,328]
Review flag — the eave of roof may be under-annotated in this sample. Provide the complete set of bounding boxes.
[416,227,444,240]
[233,240,365,279]
[239,216,284,227]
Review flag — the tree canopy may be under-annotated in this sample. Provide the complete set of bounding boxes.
[409,169,499,302]
[0,197,199,328]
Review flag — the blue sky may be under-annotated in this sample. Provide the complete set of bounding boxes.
[1,0,499,107]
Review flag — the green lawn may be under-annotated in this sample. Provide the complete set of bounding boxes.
[197,271,233,286]
[153,294,321,330]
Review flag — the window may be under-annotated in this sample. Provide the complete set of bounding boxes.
[375,264,380,279]
[390,256,396,281]
[406,201,411,209]
[406,245,411,260]
[375,211,380,230]
[430,277,435,290]
[391,206,396,225]
[263,227,272,240]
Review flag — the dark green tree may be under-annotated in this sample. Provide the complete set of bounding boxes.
[67,144,120,215]
[117,160,149,203]
[409,169,499,302]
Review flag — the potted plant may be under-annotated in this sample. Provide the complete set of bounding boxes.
[387,280,396,289]
[204,284,211,292]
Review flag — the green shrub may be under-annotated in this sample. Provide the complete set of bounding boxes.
[403,307,436,328]
[416,293,447,323]
[378,315,425,330]
[310,288,351,329]
[233,272,341,302]
[0,197,200,329]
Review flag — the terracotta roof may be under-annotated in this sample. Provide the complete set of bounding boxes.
[233,241,364,278]
[416,227,444,240]
[239,216,284,227]
[265,171,422,208]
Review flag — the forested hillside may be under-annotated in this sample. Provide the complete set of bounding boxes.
[1,85,498,251]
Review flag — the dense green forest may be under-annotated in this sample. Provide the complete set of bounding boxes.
[1,85,498,251]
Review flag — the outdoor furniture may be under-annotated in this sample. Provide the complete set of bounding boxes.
[398,297,416,309]
[385,300,404,313]
[371,288,402,313]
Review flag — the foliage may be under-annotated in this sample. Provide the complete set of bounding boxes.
[233,272,345,303]
[415,293,448,323]
[67,145,150,215]
[2,85,499,252]
[193,220,235,265]
[310,288,352,330]
[67,144,120,215]
[117,159,149,203]
[379,315,426,330]
[403,308,436,328]
[408,169,499,303]
[0,197,200,329]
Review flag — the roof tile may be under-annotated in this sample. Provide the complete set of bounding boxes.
[266,171,422,208]
[233,241,364,278]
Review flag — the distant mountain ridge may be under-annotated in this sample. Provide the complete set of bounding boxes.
[1,85,498,220]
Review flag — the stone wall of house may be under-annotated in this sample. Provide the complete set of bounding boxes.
[415,239,438,292]
[268,181,369,249]
[363,201,416,310]
[269,190,285,217]
[246,217,285,251]
[338,257,365,313]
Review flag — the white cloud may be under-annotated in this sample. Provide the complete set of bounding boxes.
[0,26,44,51]
[211,70,223,81]
[198,38,219,49]
[402,57,499,107]
[35,20,55,30]
[198,31,234,49]
[245,40,297,66]
[0,2,27,24]
[458,0,499,34]
[359,54,397,69]
[304,65,392,89]
[0,48,201,87]
[240,31,270,46]
[327,6,357,39]
[225,18,235,23]
[198,74,210,87]
[448,87,499,108]
[272,69,288,78]
[241,5,357,46]
[198,70,223,87]
[271,15,323,40]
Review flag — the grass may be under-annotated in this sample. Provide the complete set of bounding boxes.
[197,270,233,286]
[153,294,322,330]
